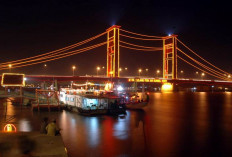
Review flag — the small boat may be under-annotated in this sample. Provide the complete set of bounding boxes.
[124,92,149,110]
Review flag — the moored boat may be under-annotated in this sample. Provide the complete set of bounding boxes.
[124,92,150,110]
[59,88,126,115]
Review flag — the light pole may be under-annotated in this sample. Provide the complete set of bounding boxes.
[196,71,199,79]
[145,68,149,76]
[102,66,105,76]
[180,70,184,78]
[8,64,12,72]
[201,72,205,80]
[138,69,142,77]
[97,67,100,76]
[72,66,76,76]
[44,64,47,74]
[156,70,160,78]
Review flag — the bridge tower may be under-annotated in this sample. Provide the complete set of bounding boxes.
[163,35,178,79]
[106,25,121,77]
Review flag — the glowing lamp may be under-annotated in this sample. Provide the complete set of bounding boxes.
[161,83,173,92]
[3,124,17,132]
[117,86,123,91]
[105,83,113,91]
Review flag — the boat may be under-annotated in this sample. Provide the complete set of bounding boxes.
[124,92,149,110]
[59,88,126,115]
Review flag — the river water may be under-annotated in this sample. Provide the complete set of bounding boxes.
[1,92,232,157]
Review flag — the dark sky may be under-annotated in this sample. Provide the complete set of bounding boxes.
[0,0,231,78]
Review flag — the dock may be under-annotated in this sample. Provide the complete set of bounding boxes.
[0,132,68,157]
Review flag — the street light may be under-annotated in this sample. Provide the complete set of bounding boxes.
[180,70,184,78]
[201,72,205,79]
[125,67,128,70]
[43,64,47,74]
[138,69,142,77]
[145,68,149,76]
[119,68,122,76]
[156,70,160,77]
[72,66,76,76]
[8,64,12,72]
[196,71,199,79]
[97,67,100,76]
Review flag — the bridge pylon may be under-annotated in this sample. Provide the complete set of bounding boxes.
[106,25,121,77]
[163,35,178,79]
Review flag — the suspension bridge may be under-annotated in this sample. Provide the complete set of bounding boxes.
[1,25,232,89]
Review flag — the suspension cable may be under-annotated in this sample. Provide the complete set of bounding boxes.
[0,42,107,70]
[120,41,162,49]
[177,38,231,75]
[120,29,164,38]
[178,55,228,80]
[0,36,106,68]
[120,34,163,41]
[177,48,228,77]
[120,45,162,51]
[0,32,107,66]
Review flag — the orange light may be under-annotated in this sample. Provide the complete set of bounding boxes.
[105,82,113,91]
[161,83,173,92]
[3,124,17,132]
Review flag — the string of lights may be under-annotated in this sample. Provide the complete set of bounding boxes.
[177,56,228,80]
[0,31,107,67]
[120,29,164,38]
[120,34,163,41]
[177,38,231,76]
[0,42,107,70]
[120,45,162,51]
[120,41,162,50]
[177,48,228,78]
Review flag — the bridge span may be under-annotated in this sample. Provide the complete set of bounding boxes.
[21,75,232,86]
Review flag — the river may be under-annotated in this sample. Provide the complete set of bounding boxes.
[1,92,232,157]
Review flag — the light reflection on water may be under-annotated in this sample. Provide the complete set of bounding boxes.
[2,92,232,157]
[18,118,32,132]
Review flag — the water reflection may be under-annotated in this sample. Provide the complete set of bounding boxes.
[18,119,32,132]
[113,114,129,140]
[88,117,99,147]
[2,92,232,157]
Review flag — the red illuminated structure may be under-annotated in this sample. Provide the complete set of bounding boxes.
[163,35,178,79]
[106,25,121,77]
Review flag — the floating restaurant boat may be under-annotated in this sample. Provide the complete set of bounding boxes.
[59,88,126,115]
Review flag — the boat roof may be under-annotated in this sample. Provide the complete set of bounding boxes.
[82,95,121,99]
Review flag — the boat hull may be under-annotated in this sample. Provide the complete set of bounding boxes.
[77,107,125,116]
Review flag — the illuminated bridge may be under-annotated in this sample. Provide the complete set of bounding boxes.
[1,25,232,89]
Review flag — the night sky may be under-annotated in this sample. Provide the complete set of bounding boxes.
[0,0,231,78]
